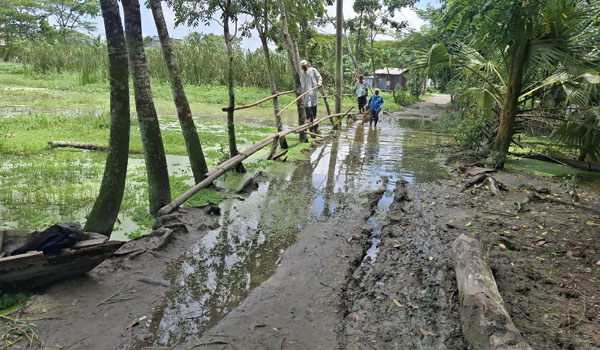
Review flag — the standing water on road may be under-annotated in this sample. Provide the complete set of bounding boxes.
[136,112,453,348]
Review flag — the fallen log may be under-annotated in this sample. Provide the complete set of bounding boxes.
[221,90,295,112]
[48,141,143,154]
[452,233,533,350]
[158,111,352,216]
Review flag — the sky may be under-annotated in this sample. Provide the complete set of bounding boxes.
[88,0,439,50]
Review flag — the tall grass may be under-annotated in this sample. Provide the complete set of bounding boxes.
[14,34,293,89]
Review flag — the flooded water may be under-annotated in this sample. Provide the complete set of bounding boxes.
[136,116,453,348]
[505,158,600,192]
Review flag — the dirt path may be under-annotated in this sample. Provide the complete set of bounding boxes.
[7,94,598,349]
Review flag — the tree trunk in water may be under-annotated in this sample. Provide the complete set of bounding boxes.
[122,0,171,215]
[259,31,288,149]
[224,12,245,173]
[493,40,528,168]
[280,4,307,143]
[150,0,208,183]
[84,0,130,236]
[335,0,343,123]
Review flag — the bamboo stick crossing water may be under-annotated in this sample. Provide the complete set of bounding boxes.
[157,110,353,216]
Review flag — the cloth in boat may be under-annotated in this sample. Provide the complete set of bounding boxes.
[11,222,83,256]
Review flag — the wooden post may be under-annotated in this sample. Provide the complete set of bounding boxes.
[267,135,280,160]
[334,0,343,121]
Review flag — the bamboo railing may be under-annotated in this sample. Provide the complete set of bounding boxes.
[221,90,295,112]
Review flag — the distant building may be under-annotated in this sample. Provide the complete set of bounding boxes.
[373,68,409,92]
[145,36,162,48]
[144,35,182,48]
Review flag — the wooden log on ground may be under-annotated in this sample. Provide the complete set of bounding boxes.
[48,141,143,154]
[158,111,350,216]
[221,90,295,112]
[452,233,533,350]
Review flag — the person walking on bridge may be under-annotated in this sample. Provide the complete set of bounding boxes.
[299,59,323,135]
[352,74,370,113]
[366,88,384,128]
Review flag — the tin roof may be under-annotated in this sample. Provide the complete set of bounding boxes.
[374,68,409,75]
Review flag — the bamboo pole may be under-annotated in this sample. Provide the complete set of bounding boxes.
[158,111,351,216]
[221,90,295,112]
[305,131,324,138]
[277,85,320,118]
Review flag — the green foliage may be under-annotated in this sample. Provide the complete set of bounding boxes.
[41,0,99,34]
[553,109,600,161]
[11,33,293,89]
[453,112,495,150]
[0,293,30,315]
[393,87,416,106]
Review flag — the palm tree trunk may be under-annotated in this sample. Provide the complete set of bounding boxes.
[493,40,529,168]
[280,3,307,142]
[223,8,245,173]
[259,31,288,149]
[150,0,208,183]
[122,0,171,215]
[84,0,130,236]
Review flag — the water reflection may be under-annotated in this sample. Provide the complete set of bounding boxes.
[135,117,452,348]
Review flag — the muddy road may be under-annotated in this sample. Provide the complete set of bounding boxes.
[9,94,599,350]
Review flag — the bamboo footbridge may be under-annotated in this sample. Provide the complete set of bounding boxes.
[158,89,357,216]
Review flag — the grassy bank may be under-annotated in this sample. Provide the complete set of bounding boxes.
[0,62,322,239]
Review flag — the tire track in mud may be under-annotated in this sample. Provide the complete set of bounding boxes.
[337,179,465,349]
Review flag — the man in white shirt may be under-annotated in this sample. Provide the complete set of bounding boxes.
[299,59,323,134]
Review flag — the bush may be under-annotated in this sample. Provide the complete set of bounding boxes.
[454,113,495,150]
[393,87,416,106]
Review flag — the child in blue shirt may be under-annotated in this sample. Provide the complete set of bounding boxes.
[366,88,384,127]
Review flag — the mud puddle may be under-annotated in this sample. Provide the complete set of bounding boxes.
[131,116,453,348]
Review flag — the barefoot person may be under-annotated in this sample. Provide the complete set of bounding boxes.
[352,74,370,113]
[366,88,384,127]
[299,59,323,135]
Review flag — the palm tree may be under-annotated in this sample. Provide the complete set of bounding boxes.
[150,0,209,183]
[420,0,599,167]
[431,0,599,167]
[85,0,130,236]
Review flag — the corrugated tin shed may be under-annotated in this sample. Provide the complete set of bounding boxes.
[374,68,409,75]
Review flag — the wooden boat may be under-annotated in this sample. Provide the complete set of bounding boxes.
[0,230,124,289]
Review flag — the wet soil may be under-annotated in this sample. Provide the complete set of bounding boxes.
[5,95,599,350]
